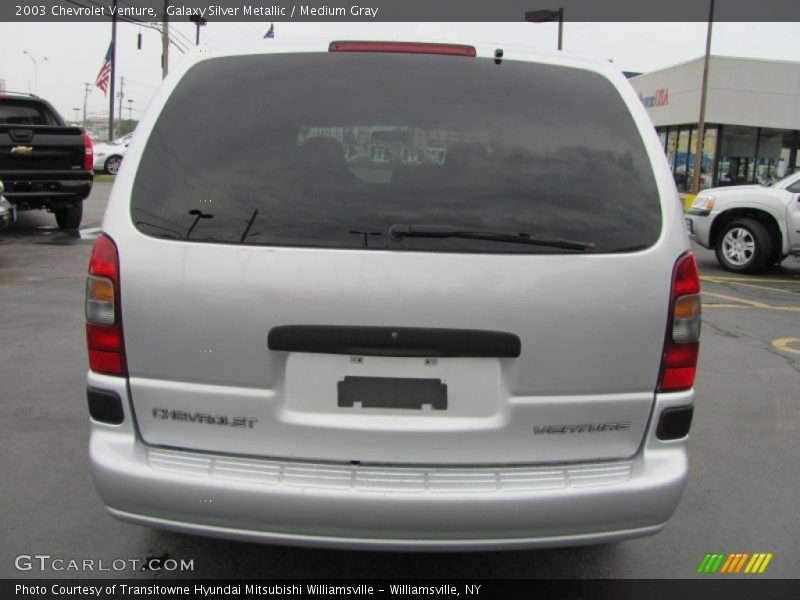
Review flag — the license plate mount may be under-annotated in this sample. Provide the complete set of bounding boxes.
[337,376,447,410]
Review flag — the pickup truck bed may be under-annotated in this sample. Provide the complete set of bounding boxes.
[0,93,93,229]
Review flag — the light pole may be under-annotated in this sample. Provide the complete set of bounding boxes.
[109,0,118,142]
[117,76,125,135]
[690,0,715,195]
[22,50,47,93]
[83,83,92,130]
[190,15,207,45]
[525,8,564,51]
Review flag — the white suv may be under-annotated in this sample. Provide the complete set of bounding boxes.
[84,39,699,550]
[686,172,800,273]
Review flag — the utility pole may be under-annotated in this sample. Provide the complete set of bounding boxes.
[127,99,134,122]
[690,0,715,195]
[82,83,91,130]
[117,76,125,135]
[162,0,170,78]
[108,0,117,142]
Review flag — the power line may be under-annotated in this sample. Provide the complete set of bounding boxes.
[62,0,186,53]
[124,77,158,90]
[66,0,186,52]
[63,0,93,10]
[130,21,188,53]
[169,25,196,47]
[232,23,253,39]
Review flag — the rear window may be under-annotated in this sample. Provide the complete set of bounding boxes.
[131,53,661,253]
[0,100,59,125]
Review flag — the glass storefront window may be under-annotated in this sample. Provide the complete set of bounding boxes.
[718,126,757,185]
[675,128,690,190]
[754,129,783,185]
[686,127,717,190]
[701,127,717,189]
[686,129,698,190]
[778,147,791,178]
[666,129,678,174]
[653,125,797,187]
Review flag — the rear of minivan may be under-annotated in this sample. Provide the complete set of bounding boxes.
[85,40,699,549]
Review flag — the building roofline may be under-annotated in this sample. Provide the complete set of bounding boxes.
[630,54,800,80]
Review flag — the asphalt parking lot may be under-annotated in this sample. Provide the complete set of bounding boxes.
[1,182,798,579]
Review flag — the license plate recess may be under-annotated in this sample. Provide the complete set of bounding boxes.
[337,376,447,410]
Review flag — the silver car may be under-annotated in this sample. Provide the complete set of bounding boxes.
[92,133,133,175]
[0,180,16,230]
[85,39,700,550]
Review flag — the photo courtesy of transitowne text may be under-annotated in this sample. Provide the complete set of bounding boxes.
[17,584,473,596]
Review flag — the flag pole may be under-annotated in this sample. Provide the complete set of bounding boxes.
[108,0,117,142]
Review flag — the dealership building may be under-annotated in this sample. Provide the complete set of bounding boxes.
[629,56,800,192]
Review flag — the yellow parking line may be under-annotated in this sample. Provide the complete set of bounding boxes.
[699,292,800,311]
[700,291,772,308]
[701,275,800,285]
[772,338,800,355]
[709,279,797,296]
[701,304,748,308]
[700,277,800,294]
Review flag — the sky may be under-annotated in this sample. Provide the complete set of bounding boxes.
[0,21,798,124]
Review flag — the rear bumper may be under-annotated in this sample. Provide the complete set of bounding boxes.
[108,507,666,551]
[1,170,92,208]
[88,374,692,550]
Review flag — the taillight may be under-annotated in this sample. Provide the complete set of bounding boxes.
[658,252,701,392]
[86,234,126,376]
[329,41,477,57]
[82,132,93,171]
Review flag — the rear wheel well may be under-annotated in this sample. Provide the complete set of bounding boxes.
[710,209,783,264]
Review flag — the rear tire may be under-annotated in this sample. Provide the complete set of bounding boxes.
[54,204,83,230]
[105,155,122,175]
[714,218,772,274]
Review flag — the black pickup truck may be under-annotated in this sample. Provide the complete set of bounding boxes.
[0,92,93,229]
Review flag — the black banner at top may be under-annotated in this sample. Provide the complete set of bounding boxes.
[4,0,800,22]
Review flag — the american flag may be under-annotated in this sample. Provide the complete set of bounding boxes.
[264,23,274,39]
[95,43,112,95]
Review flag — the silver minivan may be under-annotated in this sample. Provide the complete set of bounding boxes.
[85,39,700,550]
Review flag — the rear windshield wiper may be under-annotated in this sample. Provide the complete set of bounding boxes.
[388,224,595,252]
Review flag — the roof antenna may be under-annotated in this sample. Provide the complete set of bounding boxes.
[494,48,503,65]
